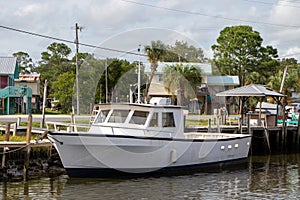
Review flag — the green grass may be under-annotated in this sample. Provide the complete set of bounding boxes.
[74,119,90,124]
[185,119,209,126]
[19,122,41,128]
[0,134,39,142]
[44,108,62,114]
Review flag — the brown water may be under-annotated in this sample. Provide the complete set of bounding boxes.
[1,154,300,199]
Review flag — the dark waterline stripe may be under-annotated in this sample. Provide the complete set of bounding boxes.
[65,158,248,178]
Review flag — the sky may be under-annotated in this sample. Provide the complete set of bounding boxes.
[1,0,300,64]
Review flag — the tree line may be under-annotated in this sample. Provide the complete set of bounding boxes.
[12,25,300,113]
[13,40,205,113]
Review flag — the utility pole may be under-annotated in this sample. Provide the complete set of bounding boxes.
[75,23,82,115]
[280,65,288,93]
[40,79,47,128]
[105,58,108,103]
[138,44,141,104]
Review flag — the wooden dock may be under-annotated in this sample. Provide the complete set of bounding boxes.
[0,114,53,181]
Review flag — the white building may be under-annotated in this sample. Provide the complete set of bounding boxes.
[143,62,239,114]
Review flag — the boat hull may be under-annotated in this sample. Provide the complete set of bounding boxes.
[48,132,251,178]
[65,158,248,178]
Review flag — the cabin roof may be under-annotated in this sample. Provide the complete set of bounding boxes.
[96,103,183,110]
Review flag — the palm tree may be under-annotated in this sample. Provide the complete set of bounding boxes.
[246,71,268,85]
[144,41,166,102]
[163,64,202,106]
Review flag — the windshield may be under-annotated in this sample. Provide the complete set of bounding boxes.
[94,110,110,123]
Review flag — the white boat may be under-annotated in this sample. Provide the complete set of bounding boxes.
[47,103,251,178]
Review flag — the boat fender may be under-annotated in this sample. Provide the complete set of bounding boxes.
[170,149,177,163]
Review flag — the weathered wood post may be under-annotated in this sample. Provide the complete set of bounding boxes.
[208,118,211,132]
[71,112,75,132]
[12,122,17,136]
[17,117,21,127]
[24,114,32,181]
[282,101,287,152]
[1,123,10,171]
[297,113,300,150]
[247,113,251,135]
[41,79,47,128]
[217,108,221,132]
[239,117,242,134]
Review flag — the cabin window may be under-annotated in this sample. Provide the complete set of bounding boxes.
[149,112,159,127]
[108,109,130,123]
[94,110,110,123]
[129,111,149,125]
[162,112,175,127]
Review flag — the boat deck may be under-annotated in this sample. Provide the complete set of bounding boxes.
[184,132,249,139]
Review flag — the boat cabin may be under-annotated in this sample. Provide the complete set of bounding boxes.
[89,103,186,138]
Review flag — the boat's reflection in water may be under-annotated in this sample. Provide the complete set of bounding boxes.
[2,154,300,199]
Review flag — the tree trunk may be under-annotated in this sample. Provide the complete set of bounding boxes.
[177,88,184,106]
[144,71,154,102]
[144,63,157,102]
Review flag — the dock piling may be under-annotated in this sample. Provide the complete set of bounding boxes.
[17,117,21,127]
[23,114,32,181]
[1,123,10,170]
[12,122,17,136]
[296,115,300,149]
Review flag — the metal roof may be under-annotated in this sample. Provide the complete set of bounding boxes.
[216,84,284,97]
[207,76,240,85]
[0,57,17,75]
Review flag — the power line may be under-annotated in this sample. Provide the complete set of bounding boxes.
[121,0,300,28]
[243,0,300,8]
[0,24,147,57]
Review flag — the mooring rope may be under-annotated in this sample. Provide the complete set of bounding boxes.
[0,144,30,155]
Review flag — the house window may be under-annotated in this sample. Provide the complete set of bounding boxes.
[129,111,149,125]
[162,112,175,127]
[0,76,8,88]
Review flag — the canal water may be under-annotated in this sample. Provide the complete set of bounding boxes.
[1,154,300,199]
